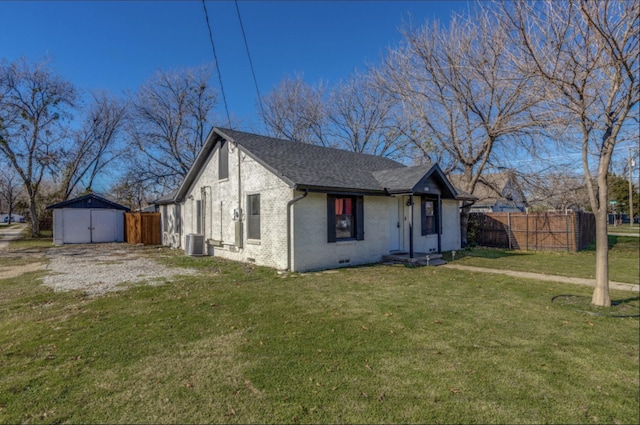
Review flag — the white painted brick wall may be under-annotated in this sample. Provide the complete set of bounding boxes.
[180,143,291,270]
[292,194,394,271]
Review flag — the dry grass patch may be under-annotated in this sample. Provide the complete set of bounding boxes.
[0,262,46,280]
[79,332,259,423]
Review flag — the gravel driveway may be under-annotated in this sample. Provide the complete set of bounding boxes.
[40,244,197,296]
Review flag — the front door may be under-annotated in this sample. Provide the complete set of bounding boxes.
[389,198,404,252]
[403,196,413,252]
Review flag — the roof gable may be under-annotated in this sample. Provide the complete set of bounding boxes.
[46,193,129,211]
[374,163,459,198]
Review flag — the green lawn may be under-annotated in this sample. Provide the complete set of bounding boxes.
[0,251,638,424]
[456,235,640,284]
[609,224,640,235]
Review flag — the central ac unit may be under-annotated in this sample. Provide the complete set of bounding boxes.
[185,233,205,256]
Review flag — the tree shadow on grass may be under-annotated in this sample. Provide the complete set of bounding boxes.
[611,296,640,306]
[582,235,639,252]
[552,294,640,317]
[463,248,530,259]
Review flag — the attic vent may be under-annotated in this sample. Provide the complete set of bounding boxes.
[185,234,205,256]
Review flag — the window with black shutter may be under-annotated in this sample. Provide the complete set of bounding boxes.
[327,194,364,242]
[421,196,438,235]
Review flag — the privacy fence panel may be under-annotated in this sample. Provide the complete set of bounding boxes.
[124,212,161,245]
[469,211,595,252]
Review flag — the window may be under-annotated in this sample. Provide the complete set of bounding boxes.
[327,195,364,242]
[219,140,229,180]
[247,194,260,240]
[421,197,438,235]
[196,200,202,234]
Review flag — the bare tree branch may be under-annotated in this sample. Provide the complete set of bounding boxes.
[126,65,218,192]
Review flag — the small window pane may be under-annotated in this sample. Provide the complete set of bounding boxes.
[424,200,436,234]
[247,194,260,240]
[335,197,354,239]
[219,141,229,180]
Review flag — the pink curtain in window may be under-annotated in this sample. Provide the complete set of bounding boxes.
[335,198,352,215]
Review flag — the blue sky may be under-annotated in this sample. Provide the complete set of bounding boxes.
[2,0,636,182]
[1,0,472,130]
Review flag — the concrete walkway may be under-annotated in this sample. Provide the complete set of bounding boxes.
[443,264,639,292]
[0,224,26,251]
[609,232,640,237]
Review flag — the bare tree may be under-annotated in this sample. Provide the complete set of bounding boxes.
[126,66,217,191]
[0,58,76,236]
[377,9,545,245]
[501,0,639,306]
[51,91,127,200]
[109,171,150,211]
[0,166,24,223]
[523,171,590,212]
[259,73,329,146]
[326,71,410,160]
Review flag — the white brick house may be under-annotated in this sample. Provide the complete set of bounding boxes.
[156,128,465,272]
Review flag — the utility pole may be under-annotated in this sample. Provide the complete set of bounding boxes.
[629,147,635,227]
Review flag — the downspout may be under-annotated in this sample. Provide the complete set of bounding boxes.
[287,189,309,271]
[236,142,243,248]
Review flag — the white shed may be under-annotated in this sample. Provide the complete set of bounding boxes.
[46,194,129,245]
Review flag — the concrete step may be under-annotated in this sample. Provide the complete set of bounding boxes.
[426,258,447,266]
[424,253,443,260]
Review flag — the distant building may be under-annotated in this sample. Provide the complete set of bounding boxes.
[449,171,527,213]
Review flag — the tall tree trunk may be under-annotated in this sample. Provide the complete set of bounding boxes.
[28,194,39,237]
[460,204,471,248]
[592,212,610,306]
[592,180,611,306]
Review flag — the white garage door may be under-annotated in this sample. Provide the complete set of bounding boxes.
[63,209,92,243]
[91,210,116,243]
[61,209,119,243]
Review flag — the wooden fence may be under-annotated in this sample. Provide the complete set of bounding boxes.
[469,211,596,252]
[124,212,161,245]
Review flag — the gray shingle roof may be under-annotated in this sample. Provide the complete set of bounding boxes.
[217,128,405,192]
[372,164,433,193]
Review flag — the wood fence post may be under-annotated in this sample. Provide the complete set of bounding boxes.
[507,212,512,250]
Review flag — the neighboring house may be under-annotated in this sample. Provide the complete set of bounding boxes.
[47,193,129,245]
[449,172,527,213]
[1,214,25,223]
[156,127,465,272]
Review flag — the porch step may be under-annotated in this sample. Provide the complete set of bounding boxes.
[423,258,447,266]
[382,252,447,267]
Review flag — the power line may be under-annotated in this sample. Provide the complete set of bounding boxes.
[201,0,232,129]
[234,0,265,117]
